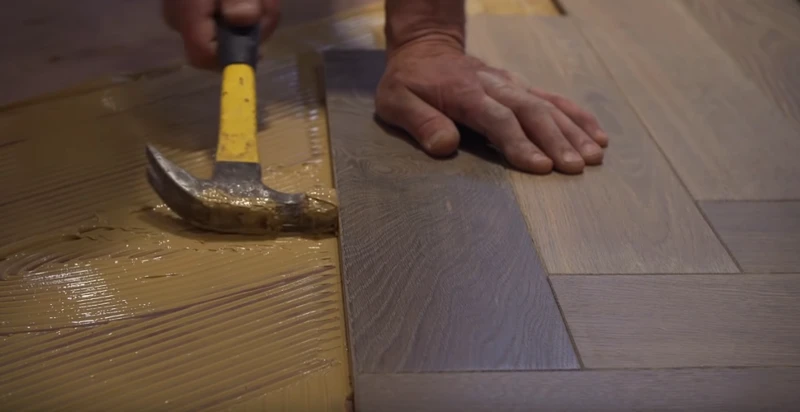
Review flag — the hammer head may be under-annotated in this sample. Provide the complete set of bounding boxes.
[145,145,338,235]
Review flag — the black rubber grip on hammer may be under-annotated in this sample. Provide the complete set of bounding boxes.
[217,17,259,68]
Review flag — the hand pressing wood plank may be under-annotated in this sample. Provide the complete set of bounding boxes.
[560,0,800,200]
[466,16,736,274]
[700,201,800,273]
[356,369,800,412]
[682,0,800,126]
[550,274,800,368]
[323,50,578,373]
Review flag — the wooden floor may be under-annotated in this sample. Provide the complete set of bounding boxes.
[324,1,800,410]
[2,0,799,410]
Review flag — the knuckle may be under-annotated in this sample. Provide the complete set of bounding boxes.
[485,103,515,122]
[496,69,513,81]
[449,78,481,96]
[525,100,555,118]
[494,80,516,94]
[580,111,600,125]
[549,94,571,107]
[415,114,440,133]
[411,116,442,143]
[537,100,557,112]
[446,90,483,118]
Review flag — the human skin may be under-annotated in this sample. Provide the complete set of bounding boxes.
[162,0,609,174]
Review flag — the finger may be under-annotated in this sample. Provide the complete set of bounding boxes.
[182,17,217,70]
[477,95,554,173]
[529,89,609,147]
[222,0,263,26]
[375,86,460,157]
[174,0,217,70]
[506,73,609,148]
[445,88,553,174]
[551,110,604,165]
[478,71,584,174]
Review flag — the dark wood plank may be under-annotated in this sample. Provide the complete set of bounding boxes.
[701,201,800,273]
[551,274,800,368]
[356,369,800,412]
[466,16,737,274]
[561,0,800,200]
[682,0,800,126]
[323,49,578,373]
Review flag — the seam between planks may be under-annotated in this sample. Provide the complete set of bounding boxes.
[479,16,588,367]
[320,59,360,393]
[694,200,745,272]
[546,276,585,369]
[358,365,800,375]
[700,199,800,204]
[560,17,743,273]
[548,272,800,277]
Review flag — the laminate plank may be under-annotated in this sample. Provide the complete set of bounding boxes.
[561,0,800,200]
[466,16,736,274]
[700,201,800,273]
[551,274,800,368]
[323,49,578,373]
[356,369,800,412]
[682,0,800,126]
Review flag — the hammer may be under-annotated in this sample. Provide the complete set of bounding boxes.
[145,17,338,235]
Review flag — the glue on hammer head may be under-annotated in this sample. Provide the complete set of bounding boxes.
[144,145,338,235]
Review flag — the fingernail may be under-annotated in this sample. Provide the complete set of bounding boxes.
[424,133,443,150]
[596,130,608,141]
[229,1,257,14]
[583,142,602,156]
[532,153,550,164]
[224,0,260,23]
[564,151,582,164]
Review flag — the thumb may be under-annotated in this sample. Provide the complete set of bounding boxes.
[376,87,460,157]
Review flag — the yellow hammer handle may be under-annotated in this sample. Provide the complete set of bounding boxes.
[214,19,260,164]
[217,64,258,163]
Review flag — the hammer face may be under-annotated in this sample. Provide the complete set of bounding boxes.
[145,145,337,235]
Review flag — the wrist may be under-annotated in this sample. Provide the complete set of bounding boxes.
[385,0,466,55]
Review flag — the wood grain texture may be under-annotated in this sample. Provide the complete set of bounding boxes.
[561,0,800,200]
[356,369,800,412]
[701,201,800,273]
[466,16,737,274]
[324,49,578,373]
[551,274,800,368]
[682,0,800,126]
